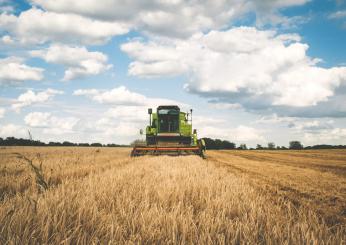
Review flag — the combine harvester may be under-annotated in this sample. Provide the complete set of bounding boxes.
[131,105,206,158]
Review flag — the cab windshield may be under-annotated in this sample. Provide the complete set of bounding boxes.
[158,109,179,132]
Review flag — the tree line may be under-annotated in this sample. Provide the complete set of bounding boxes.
[1,136,345,150]
[201,138,346,150]
[0,137,128,147]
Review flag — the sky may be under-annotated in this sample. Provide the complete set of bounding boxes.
[0,0,346,147]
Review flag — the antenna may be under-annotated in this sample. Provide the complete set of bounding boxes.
[148,108,152,127]
[190,109,193,125]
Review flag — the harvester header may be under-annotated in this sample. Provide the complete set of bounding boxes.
[131,105,205,157]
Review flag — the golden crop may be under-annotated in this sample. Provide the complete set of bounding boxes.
[0,147,345,244]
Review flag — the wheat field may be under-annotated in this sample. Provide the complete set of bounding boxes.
[0,147,345,244]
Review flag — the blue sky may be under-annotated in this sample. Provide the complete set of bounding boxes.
[0,0,346,147]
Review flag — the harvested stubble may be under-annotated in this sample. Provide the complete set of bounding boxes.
[0,147,345,244]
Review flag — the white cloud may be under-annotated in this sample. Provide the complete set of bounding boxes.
[0,0,14,14]
[74,86,185,108]
[303,127,346,145]
[0,57,44,85]
[0,124,26,138]
[30,0,244,38]
[103,106,148,122]
[255,114,295,124]
[30,0,309,39]
[208,103,242,110]
[12,88,63,112]
[30,44,112,80]
[74,86,146,105]
[199,125,265,143]
[121,41,188,77]
[71,106,148,139]
[251,1,311,27]
[122,27,346,108]
[289,119,334,131]
[328,10,346,19]
[0,107,5,118]
[24,112,79,135]
[1,35,14,45]
[192,115,226,128]
[0,8,129,45]
[95,119,141,137]
[24,112,51,127]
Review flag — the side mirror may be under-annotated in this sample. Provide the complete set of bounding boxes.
[148,108,152,114]
[140,129,143,135]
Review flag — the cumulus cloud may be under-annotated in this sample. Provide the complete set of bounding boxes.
[103,106,148,123]
[97,121,141,137]
[30,44,112,80]
[95,117,142,137]
[0,0,14,14]
[24,112,79,134]
[74,86,146,105]
[121,41,188,77]
[288,119,335,131]
[328,10,346,19]
[122,27,346,111]
[207,102,242,110]
[74,86,185,108]
[30,0,243,38]
[303,127,346,145]
[0,8,129,45]
[255,114,295,124]
[11,88,63,112]
[0,57,44,85]
[200,125,265,143]
[29,0,309,39]
[70,105,149,139]
[1,35,14,45]
[251,0,311,27]
[0,123,26,137]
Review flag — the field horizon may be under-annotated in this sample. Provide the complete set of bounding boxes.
[0,147,345,244]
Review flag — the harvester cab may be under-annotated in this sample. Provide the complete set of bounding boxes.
[131,105,206,158]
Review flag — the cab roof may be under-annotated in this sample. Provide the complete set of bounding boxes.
[157,105,180,111]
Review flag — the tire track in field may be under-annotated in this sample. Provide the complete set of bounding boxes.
[206,152,346,228]
[219,151,346,177]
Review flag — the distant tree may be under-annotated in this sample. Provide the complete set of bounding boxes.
[268,142,275,150]
[256,144,263,150]
[91,143,102,147]
[222,140,236,149]
[239,144,247,150]
[62,141,75,146]
[214,139,223,149]
[304,144,346,149]
[202,138,236,150]
[0,136,130,147]
[289,141,303,150]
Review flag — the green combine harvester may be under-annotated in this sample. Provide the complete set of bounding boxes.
[131,105,206,158]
